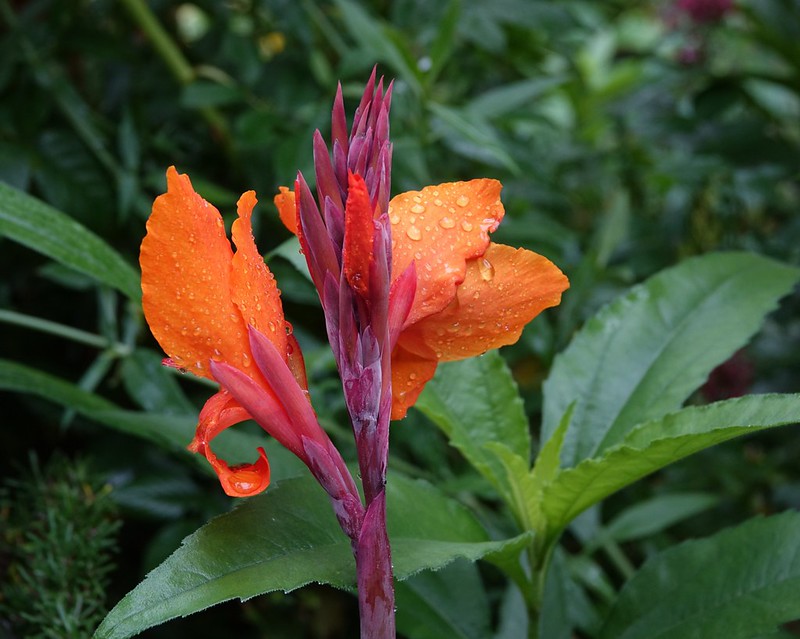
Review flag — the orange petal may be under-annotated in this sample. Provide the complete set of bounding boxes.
[343,172,374,298]
[141,167,252,379]
[389,179,505,326]
[390,342,438,421]
[188,391,271,497]
[399,243,569,362]
[230,190,288,358]
[274,186,297,235]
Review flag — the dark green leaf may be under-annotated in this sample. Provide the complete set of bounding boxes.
[415,351,530,504]
[599,512,800,639]
[395,560,490,639]
[541,394,800,532]
[542,252,800,468]
[0,359,305,480]
[600,492,719,545]
[95,474,523,639]
[0,182,141,300]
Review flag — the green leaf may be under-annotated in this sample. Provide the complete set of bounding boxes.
[542,252,800,468]
[333,0,422,94]
[425,0,461,85]
[599,492,719,545]
[428,102,521,173]
[541,394,800,533]
[395,560,490,639]
[95,474,523,639]
[0,359,305,480]
[0,181,141,301]
[120,349,197,415]
[599,512,800,639]
[539,547,600,639]
[415,351,531,504]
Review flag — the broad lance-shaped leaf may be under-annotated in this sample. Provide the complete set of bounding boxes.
[0,359,305,480]
[94,474,526,639]
[540,394,800,534]
[599,512,800,639]
[415,351,530,505]
[0,182,141,301]
[541,252,800,468]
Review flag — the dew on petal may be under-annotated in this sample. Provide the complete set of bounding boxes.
[390,214,400,225]
[411,203,425,214]
[456,195,470,207]
[181,326,189,336]
[439,217,455,229]
[479,258,495,282]
[461,220,473,232]
[242,353,251,367]
[406,226,422,241]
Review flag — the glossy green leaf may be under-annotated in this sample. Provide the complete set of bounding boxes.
[395,560,490,639]
[542,252,800,468]
[0,182,141,301]
[95,474,523,639]
[415,351,531,504]
[0,359,305,480]
[599,512,800,639]
[541,394,800,533]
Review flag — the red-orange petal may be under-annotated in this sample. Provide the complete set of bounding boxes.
[230,190,288,358]
[399,243,569,362]
[274,186,297,235]
[389,179,505,326]
[188,391,271,497]
[141,167,252,379]
[343,172,374,298]
[390,342,438,421]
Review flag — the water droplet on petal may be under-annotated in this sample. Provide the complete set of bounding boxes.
[411,203,425,214]
[413,194,423,204]
[456,195,470,207]
[242,353,251,367]
[180,326,189,336]
[409,373,417,380]
[434,198,443,207]
[473,291,481,300]
[439,217,455,229]
[390,214,400,225]
[479,258,495,281]
[406,226,422,241]
[461,220,473,232]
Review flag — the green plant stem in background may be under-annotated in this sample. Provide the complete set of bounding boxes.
[118,0,231,151]
[0,309,129,355]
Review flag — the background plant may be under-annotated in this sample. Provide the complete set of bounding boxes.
[2,1,799,638]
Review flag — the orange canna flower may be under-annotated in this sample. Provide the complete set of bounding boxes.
[274,178,569,421]
[141,167,337,498]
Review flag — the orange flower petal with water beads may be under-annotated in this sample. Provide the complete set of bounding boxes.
[141,167,288,381]
[388,179,504,326]
[274,186,297,235]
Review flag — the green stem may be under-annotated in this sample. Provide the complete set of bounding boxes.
[119,0,231,148]
[0,310,128,353]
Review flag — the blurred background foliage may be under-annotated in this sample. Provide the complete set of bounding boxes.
[1,0,799,637]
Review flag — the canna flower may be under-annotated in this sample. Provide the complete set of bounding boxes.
[140,168,361,525]
[276,173,569,421]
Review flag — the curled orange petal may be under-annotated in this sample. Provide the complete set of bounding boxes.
[274,186,297,235]
[389,179,504,326]
[189,391,271,497]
